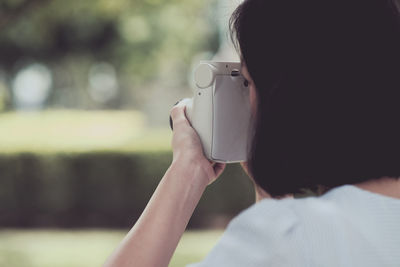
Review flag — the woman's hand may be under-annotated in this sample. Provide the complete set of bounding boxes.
[170,104,226,185]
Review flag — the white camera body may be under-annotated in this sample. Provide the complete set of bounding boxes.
[181,61,252,163]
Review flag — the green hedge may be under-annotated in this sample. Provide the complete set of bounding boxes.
[0,152,254,228]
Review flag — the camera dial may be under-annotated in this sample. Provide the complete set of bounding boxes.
[194,63,217,89]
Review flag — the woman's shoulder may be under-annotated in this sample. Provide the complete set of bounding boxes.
[232,183,396,226]
[227,183,400,252]
[227,196,300,240]
[187,192,337,267]
[229,184,352,232]
[188,185,400,267]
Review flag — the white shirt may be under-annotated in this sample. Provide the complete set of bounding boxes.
[187,185,400,267]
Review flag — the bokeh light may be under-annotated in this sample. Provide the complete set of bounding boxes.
[12,63,52,110]
[88,62,118,103]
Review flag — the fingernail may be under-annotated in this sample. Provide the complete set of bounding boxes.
[169,115,173,130]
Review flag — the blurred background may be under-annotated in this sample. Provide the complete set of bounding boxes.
[0,0,254,266]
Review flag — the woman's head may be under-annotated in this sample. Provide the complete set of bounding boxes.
[231,0,400,197]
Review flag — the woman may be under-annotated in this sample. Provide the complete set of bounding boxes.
[105,0,400,266]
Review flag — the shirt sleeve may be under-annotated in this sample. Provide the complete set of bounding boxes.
[186,198,300,267]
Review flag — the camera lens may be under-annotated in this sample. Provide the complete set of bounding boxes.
[244,80,249,87]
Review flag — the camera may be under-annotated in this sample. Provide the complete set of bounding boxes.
[171,61,253,163]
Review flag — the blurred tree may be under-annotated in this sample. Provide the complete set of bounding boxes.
[0,0,50,31]
[0,0,219,116]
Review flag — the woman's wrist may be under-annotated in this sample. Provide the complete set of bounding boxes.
[170,155,211,188]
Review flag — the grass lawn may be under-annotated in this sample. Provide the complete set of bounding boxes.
[0,110,172,153]
[0,229,223,267]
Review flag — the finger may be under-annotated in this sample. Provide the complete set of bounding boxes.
[240,161,248,169]
[240,161,251,177]
[170,105,188,130]
[169,100,184,130]
[213,163,226,177]
[170,105,185,121]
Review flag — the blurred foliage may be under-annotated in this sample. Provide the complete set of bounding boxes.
[0,151,253,228]
[0,0,219,113]
[0,229,223,267]
[0,110,253,228]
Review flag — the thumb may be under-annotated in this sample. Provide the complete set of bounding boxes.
[213,162,226,178]
[170,105,188,130]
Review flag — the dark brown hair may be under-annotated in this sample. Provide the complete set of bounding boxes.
[230,0,400,197]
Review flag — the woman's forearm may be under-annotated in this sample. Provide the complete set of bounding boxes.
[104,159,209,267]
